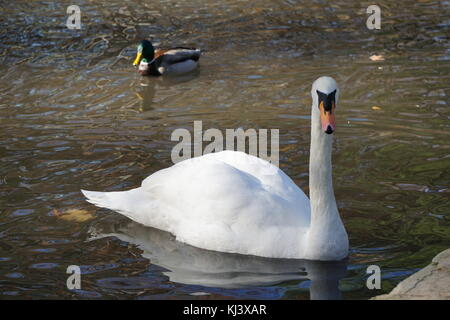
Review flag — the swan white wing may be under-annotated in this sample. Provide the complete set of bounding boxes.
[141,151,310,257]
[196,151,306,203]
[83,151,311,258]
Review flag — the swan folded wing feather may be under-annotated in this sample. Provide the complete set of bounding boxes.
[140,152,306,222]
[141,157,261,222]
[197,151,307,203]
[137,151,311,257]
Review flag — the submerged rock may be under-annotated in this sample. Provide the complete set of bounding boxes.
[372,249,450,300]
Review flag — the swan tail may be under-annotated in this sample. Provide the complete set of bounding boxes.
[81,188,153,224]
[81,189,111,208]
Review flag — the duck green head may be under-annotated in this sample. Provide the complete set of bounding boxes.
[133,40,155,66]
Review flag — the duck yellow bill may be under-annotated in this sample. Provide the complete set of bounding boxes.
[319,101,336,134]
[133,52,142,66]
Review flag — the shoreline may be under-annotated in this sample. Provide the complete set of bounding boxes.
[372,249,450,300]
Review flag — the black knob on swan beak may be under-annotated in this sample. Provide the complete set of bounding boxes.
[325,125,334,134]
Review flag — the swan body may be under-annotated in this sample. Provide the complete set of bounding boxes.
[133,40,201,76]
[83,151,311,258]
[82,77,349,261]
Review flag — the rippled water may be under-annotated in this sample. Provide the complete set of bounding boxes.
[0,0,449,299]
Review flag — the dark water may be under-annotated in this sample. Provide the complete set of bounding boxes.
[0,0,449,299]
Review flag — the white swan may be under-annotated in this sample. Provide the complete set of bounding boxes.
[82,76,349,261]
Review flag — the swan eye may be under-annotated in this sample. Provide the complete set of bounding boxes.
[317,90,336,112]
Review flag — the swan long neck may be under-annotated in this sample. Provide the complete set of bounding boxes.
[304,77,348,261]
[309,105,338,228]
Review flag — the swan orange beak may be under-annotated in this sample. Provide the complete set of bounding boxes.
[320,101,336,134]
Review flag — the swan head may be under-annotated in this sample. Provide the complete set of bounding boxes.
[311,76,339,135]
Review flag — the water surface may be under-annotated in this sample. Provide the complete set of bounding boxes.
[0,0,449,299]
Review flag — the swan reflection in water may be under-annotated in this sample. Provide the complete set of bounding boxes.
[89,220,347,300]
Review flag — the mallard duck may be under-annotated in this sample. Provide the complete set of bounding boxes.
[132,40,201,76]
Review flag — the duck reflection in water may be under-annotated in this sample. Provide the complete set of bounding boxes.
[135,70,200,113]
[89,220,347,300]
